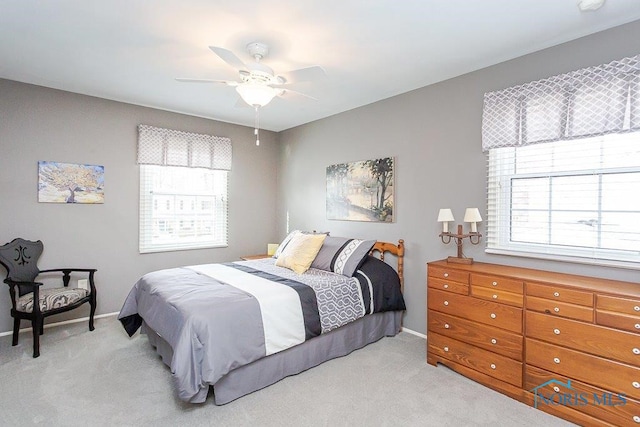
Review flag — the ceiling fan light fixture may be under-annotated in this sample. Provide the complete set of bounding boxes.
[236,83,277,107]
[578,0,605,11]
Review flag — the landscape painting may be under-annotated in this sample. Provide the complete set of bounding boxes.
[326,157,394,222]
[38,161,104,204]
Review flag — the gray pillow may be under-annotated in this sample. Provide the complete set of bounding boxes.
[311,236,376,277]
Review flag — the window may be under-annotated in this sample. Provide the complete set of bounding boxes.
[139,165,228,253]
[136,124,232,253]
[483,54,640,267]
[488,133,640,265]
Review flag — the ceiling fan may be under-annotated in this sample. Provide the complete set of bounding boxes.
[176,42,325,108]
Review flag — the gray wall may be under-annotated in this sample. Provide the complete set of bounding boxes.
[277,20,640,335]
[0,79,280,334]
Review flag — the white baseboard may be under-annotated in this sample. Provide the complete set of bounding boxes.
[0,312,119,337]
[401,327,426,339]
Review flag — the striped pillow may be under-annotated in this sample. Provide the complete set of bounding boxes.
[311,236,376,277]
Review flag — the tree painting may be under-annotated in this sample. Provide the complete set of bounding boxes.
[326,157,394,222]
[38,161,104,204]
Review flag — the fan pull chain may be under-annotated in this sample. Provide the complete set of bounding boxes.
[254,106,260,146]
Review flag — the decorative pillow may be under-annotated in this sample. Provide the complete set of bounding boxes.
[273,230,301,258]
[311,236,376,277]
[275,232,327,274]
[273,230,329,258]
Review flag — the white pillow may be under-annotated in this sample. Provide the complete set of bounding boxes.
[273,230,301,258]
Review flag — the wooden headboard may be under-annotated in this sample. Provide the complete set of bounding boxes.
[370,239,405,292]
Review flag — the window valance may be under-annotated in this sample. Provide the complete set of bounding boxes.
[482,54,640,152]
[137,124,232,171]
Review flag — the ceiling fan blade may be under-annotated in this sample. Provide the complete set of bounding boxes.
[279,88,318,101]
[209,46,248,71]
[175,78,238,86]
[279,66,326,85]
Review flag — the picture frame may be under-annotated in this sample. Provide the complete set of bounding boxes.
[326,157,394,222]
[38,161,104,204]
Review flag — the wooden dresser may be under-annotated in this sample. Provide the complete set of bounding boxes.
[427,259,640,426]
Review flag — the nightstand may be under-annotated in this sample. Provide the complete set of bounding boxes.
[240,254,272,261]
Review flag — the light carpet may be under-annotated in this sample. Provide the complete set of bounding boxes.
[0,316,574,426]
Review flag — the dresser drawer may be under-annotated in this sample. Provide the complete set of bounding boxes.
[428,277,468,295]
[598,295,640,316]
[526,338,640,401]
[428,266,469,284]
[472,286,523,307]
[526,282,594,307]
[526,295,594,323]
[428,289,523,333]
[526,311,640,366]
[525,365,640,427]
[428,310,523,361]
[428,332,522,387]
[597,310,640,334]
[471,273,524,294]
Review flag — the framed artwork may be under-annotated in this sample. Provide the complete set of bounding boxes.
[38,161,104,204]
[326,157,394,222]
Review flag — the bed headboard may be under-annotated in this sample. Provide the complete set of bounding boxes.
[370,239,405,292]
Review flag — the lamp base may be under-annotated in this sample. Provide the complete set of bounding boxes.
[447,256,473,265]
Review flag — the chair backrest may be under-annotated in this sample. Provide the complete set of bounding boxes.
[0,238,43,282]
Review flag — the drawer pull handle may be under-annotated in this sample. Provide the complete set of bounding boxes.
[444,301,449,306]
[492,281,498,286]
[635,306,640,312]
[492,294,498,299]
[554,329,560,335]
[443,346,449,352]
[444,323,450,329]
[553,386,560,393]
[633,381,640,389]
[554,357,560,364]
[490,313,496,319]
[444,273,449,278]
[554,307,560,313]
[634,415,640,423]
[491,338,497,345]
[490,364,496,370]
[443,284,449,289]
[553,292,560,297]
[636,324,640,330]
[634,348,640,355]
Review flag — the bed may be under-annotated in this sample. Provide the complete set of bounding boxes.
[118,237,405,405]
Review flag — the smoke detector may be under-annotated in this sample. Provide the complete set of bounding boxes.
[578,0,605,11]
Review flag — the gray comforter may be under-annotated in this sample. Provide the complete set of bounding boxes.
[118,259,370,402]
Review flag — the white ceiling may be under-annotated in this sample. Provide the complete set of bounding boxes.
[1,1,639,132]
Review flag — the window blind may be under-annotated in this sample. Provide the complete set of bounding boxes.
[139,165,228,253]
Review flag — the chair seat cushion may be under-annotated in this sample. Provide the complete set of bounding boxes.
[16,287,89,313]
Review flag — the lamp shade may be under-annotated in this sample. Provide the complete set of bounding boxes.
[463,208,482,223]
[437,208,454,233]
[437,208,455,222]
[464,208,482,233]
[236,84,278,107]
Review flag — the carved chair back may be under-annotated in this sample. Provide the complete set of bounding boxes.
[0,238,44,297]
